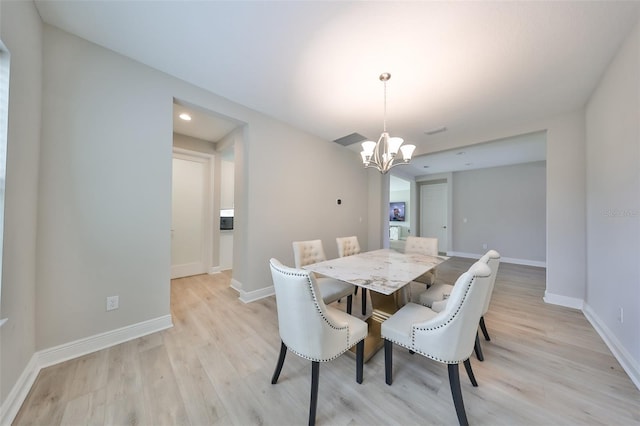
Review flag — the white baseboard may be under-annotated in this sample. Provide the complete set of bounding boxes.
[0,315,173,426]
[232,278,275,304]
[446,251,482,260]
[1,354,38,426]
[38,315,173,368]
[209,266,221,274]
[447,251,546,268]
[543,291,584,310]
[171,263,204,279]
[583,304,640,391]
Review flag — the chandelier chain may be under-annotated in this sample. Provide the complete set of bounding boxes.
[383,78,387,133]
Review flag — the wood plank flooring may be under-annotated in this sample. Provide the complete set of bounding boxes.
[13,259,640,425]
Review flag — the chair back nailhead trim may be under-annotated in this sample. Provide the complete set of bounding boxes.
[271,260,361,362]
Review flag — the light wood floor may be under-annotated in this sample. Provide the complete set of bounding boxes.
[13,258,640,425]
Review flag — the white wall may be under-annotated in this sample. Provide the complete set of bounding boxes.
[585,21,639,384]
[544,111,587,308]
[451,161,546,263]
[0,0,42,409]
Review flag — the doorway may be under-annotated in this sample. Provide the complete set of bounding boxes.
[389,175,411,251]
[171,150,214,278]
[419,181,448,254]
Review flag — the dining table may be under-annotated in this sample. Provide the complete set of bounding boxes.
[303,248,448,362]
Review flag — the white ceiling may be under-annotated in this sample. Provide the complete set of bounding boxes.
[35,1,639,177]
[411,130,546,175]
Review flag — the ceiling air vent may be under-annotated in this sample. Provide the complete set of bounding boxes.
[333,132,368,147]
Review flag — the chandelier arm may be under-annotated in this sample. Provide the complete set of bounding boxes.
[370,132,385,171]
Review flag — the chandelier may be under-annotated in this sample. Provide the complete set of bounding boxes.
[360,73,416,174]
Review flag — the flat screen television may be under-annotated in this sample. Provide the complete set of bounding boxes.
[389,202,406,222]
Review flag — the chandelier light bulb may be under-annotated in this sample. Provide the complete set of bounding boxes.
[388,137,404,155]
[361,140,376,155]
[400,144,416,161]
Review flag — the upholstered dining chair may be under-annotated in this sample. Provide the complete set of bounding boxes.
[269,258,368,426]
[293,239,354,315]
[336,236,368,315]
[417,250,501,361]
[381,261,492,426]
[404,236,439,287]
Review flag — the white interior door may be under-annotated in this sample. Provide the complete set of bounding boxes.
[171,153,210,278]
[420,183,448,254]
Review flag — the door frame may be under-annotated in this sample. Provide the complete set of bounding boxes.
[171,147,215,278]
[416,174,453,254]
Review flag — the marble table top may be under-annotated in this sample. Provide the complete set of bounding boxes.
[302,248,448,295]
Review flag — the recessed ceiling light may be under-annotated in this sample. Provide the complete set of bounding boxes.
[179,113,192,121]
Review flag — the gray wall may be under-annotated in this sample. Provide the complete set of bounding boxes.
[451,161,546,262]
[33,24,370,345]
[173,132,216,155]
[36,26,175,349]
[0,0,41,405]
[585,21,639,379]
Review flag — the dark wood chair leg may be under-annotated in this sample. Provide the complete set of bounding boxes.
[463,358,478,387]
[356,340,364,384]
[448,363,469,426]
[479,316,491,341]
[361,288,367,315]
[309,361,320,426]
[346,295,353,315]
[474,332,484,361]
[384,339,393,385]
[271,341,287,384]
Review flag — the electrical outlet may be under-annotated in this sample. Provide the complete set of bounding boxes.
[106,295,119,311]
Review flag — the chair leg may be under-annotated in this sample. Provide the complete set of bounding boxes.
[474,332,484,361]
[384,339,393,385]
[346,295,353,315]
[356,340,364,384]
[479,316,491,341]
[448,364,469,426]
[463,358,478,387]
[309,361,320,426]
[361,288,367,315]
[271,341,287,384]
